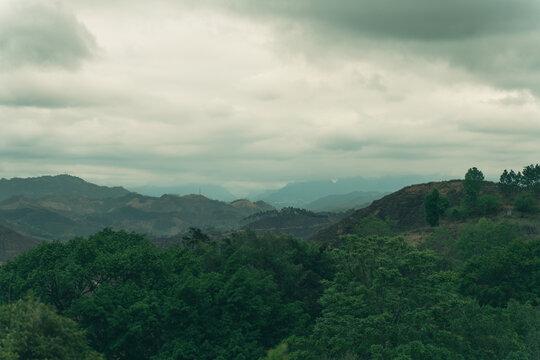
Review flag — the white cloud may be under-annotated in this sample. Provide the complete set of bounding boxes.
[1,0,540,191]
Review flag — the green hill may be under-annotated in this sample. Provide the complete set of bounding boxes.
[0,174,130,201]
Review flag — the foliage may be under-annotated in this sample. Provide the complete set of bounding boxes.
[500,164,540,193]
[262,343,290,360]
[424,188,449,226]
[477,194,501,215]
[353,215,396,237]
[286,235,537,359]
[464,167,485,194]
[461,167,486,215]
[0,229,330,360]
[0,296,103,360]
[1,224,540,360]
[459,167,502,217]
[459,238,540,307]
[514,193,538,213]
[456,218,521,261]
[446,205,468,220]
[419,218,522,268]
[500,169,522,194]
[418,227,459,269]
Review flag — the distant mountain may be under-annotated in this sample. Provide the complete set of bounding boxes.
[0,192,275,241]
[305,191,385,212]
[131,184,237,202]
[0,175,130,201]
[230,199,275,212]
[241,207,352,239]
[0,225,42,263]
[255,176,435,208]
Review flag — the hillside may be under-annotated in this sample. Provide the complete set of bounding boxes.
[304,190,383,212]
[131,184,237,201]
[310,179,512,244]
[241,207,351,239]
[0,192,274,241]
[0,175,130,201]
[0,225,42,263]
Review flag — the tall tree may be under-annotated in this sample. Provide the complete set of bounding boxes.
[424,188,449,226]
[463,167,485,211]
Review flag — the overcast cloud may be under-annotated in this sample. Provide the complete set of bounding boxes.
[1,0,539,195]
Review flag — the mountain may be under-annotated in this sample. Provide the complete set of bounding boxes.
[230,199,275,212]
[241,207,352,239]
[0,225,42,263]
[131,184,237,202]
[310,179,500,245]
[0,175,130,201]
[0,192,275,241]
[304,191,385,212]
[255,175,434,208]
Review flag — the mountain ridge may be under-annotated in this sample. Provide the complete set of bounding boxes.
[0,175,130,201]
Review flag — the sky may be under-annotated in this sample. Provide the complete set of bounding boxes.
[1,0,539,194]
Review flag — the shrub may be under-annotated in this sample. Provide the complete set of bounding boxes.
[447,206,467,220]
[477,195,500,215]
[514,193,538,213]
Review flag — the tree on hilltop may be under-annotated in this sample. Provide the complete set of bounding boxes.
[424,188,449,226]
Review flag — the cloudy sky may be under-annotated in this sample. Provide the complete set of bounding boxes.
[1,0,539,194]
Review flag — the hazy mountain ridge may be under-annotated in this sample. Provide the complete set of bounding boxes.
[255,176,432,208]
[0,175,130,201]
[0,175,457,258]
[0,189,275,241]
[131,184,237,202]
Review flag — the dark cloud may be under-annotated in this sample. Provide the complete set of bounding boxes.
[223,0,540,40]
[0,1,96,69]
[207,0,540,93]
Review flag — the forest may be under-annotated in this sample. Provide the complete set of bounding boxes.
[0,166,539,360]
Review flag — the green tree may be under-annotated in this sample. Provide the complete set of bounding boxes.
[462,167,485,213]
[424,188,449,226]
[499,169,520,194]
[0,229,328,360]
[0,297,103,360]
[521,164,540,188]
[263,343,289,360]
[465,167,485,192]
[514,193,538,213]
[459,239,540,307]
[477,194,501,215]
[456,218,520,262]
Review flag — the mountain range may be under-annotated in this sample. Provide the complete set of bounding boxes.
[0,174,451,261]
[253,176,432,208]
[0,192,274,241]
[131,184,237,202]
